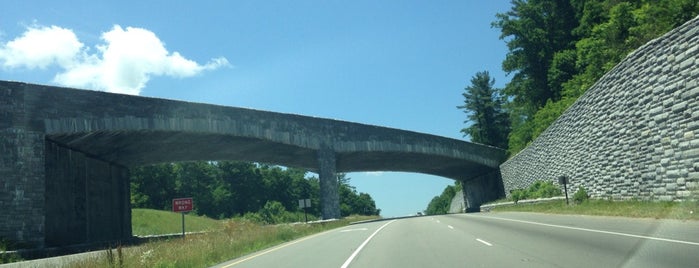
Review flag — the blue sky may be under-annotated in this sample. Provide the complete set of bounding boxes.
[1,1,511,217]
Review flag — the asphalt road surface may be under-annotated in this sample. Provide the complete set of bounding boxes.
[212,212,699,268]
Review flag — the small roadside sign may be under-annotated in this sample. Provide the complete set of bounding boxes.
[173,197,193,213]
[298,198,311,209]
[173,197,193,239]
[299,198,311,222]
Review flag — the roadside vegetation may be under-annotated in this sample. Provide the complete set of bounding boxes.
[70,215,377,268]
[0,239,22,264]
[132,209,222,236]
[489,198,699,221]
[509,180,562,203]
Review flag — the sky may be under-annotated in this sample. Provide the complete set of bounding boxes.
[0,1,512,217]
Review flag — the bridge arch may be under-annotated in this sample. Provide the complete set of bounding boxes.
[2,81,505,248]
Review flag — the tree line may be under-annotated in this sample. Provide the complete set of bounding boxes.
[431,1,698,211]
[459,0,699,155]
[425,182,460,215]
[130,161,379,222]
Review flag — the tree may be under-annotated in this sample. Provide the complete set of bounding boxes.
[493,0,578,111]
[457,71,510,148]
[425,184,457,215]
[493,0,699,156]
[130,161,379,220]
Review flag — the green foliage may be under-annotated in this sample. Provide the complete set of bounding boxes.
[510,180,563,203]
[573,186,589,204]
[130,162,379,223]
[338,174,381,216]
[510,189,528,203]
[131,208,221,236]
[494,0,699,156]
[259,201,287,224]
[0,238,22,263]
[425,183,458,215]
[489,199,699,221]
[458,71,510,148]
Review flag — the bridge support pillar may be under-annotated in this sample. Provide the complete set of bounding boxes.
[1,87,46,248]
[462,170,505,212]
[318,146,340,219]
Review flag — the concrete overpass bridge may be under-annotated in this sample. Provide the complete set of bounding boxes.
[1,80,506,248]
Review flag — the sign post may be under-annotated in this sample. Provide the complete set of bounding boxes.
[298,198,311,222]
[558,176,570,205]
[172,198,194,238]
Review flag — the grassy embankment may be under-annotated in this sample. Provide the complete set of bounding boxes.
[489,199,699,221]
[66,209,377,267]
[131,208,222,236]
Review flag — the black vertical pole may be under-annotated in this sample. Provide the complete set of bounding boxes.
[181,212,185,239]
[564,182,569,205]
[304,207,308,223]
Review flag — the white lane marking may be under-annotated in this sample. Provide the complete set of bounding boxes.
[340,228,368,233]
[479,215,699,246]
[448,225,454,230]
[476,238,493,246]
[220,229,331,267]
[341,220,396,268]
[436,220,441,223]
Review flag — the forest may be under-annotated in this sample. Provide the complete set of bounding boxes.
[460,0,699,155]
[130,161,380,222]
[430,0,699,214]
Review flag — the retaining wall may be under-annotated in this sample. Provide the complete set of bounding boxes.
[500,16,699,201]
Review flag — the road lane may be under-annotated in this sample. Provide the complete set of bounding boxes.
[437,213,699,267]
[213,213,699,268]
[212,220,392,268]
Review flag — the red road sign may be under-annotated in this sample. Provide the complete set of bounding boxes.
[172,198,193,213]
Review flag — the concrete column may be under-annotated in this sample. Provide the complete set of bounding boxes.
[1,87,46,248]
[0,129,46,248]
[462,169,505,212]
[317,146,340,219]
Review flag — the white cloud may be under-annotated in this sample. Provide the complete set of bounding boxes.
[0,25,84,69]
[0,24,229,95]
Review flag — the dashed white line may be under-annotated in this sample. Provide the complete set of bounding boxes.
[340,228,368,233]
[448,225,454,229]
[341,220,396,268]
[476,238,493,246]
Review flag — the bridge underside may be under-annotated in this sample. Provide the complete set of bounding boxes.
[48,131,494,180]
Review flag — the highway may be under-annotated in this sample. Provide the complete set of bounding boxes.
[212,212,699,268]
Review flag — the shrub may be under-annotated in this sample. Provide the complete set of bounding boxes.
[531,180,563,198]
[511,189,528,203]
[573,186,589,204]
[510,180,563,203]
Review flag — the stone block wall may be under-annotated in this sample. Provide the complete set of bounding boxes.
[44,140,131,247]
[0,87,46,248]
[500,16,699,201]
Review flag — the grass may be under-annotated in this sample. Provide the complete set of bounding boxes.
[67,213,377,267]
[490,199,699,221]
[132,208,222,236]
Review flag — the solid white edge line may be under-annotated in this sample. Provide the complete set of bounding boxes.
[476,238,493,246]
[220,229,332,267]
[340,220,396,268]
[479,215,699,246]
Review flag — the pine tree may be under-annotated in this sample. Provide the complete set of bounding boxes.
[457,71,510,149]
